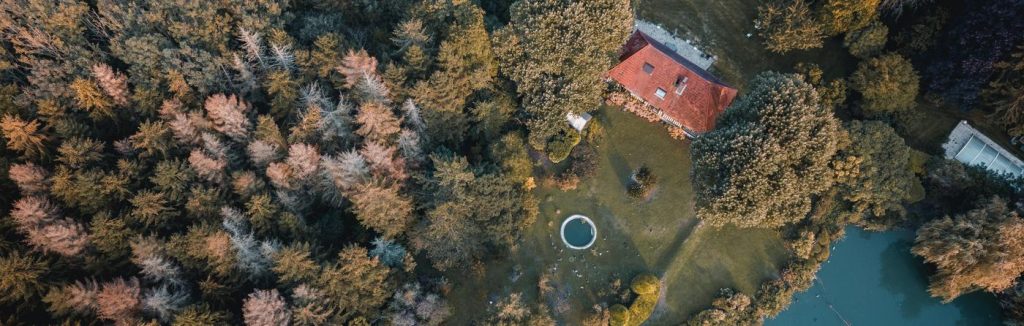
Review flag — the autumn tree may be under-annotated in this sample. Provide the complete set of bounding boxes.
[316,245,393,320]
[816,0,881,36]
[755,0,825,53]
[0,252,47,305]
[843,21,889,58]
[835,120,919,230]
[913,197,1024,301]
[355,102,402,144]
[243,289,291,326]
[350,181,414,238]
[849,53,919,116]
[494,0,632,152]
[691,72,841,228]
[1,114,47,159]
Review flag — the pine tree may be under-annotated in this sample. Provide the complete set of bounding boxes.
[350,181,413,238]
[1,114,48,159]
[272,243,320,285]
[56,137,105,168]
[129,122,173,159]
[8,162,49,195]
[150,159,195,202]
[204,94,252,142]
[172,304,228,326]
[96,277,142,323]
[355,103,402,144]
[337,49,378,89]
[243,289,291,326]
[44,279,100,317]
[70,78,114,120]
[129,190,177,227]
[91,63,130,107]
[321,150,370,194]
[360,142,406,181]
[0,252,48,304]
[290,284,334,326]
[142,284,189,322]
[317,245,392,320]
[10,196,90,256]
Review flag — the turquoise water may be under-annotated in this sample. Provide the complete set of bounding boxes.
[769,227,1003,326]
[562,217,595,248]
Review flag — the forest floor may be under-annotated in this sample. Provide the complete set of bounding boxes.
[445,107,788,324]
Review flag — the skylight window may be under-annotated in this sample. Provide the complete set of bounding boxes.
[655,88,667,99]
[643,63,654,74]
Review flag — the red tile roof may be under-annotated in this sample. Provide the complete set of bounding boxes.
[606,31,737,135]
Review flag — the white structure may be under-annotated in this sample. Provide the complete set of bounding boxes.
[634,19,716,70]
[566,112,592,132]
[943,120,1024,177]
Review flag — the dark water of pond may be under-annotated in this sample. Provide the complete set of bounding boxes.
[768,227,1003,326]
[561,216,595,248]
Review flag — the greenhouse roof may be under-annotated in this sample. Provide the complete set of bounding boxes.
[943,121,1024,177]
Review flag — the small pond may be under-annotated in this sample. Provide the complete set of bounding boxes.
[768,227,1003,325]
[560,215,597,249]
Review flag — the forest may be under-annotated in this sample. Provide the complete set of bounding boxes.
[1,0,1023,325]
[0,0,631,324]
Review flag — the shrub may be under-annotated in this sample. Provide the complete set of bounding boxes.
[545,128,581,163]
[627,166,658,200]
[610,273,661,326]
[843,21,889,58]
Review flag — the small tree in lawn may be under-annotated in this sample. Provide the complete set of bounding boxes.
[627,166,658,200]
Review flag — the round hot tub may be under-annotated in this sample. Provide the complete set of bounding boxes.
[560,214,597,250]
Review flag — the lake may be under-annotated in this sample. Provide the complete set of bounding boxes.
[768,227,1003,325]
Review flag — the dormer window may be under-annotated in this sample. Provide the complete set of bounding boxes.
[674,76,688,95]
[642,63,654,74]
[655,88,667,99]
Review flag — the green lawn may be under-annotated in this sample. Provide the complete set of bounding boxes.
[445,107,788,323]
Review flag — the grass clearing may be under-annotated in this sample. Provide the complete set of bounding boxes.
[445,107,787,323]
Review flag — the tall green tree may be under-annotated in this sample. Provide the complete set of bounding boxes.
[691,72,841,228]
[494,0,632,151]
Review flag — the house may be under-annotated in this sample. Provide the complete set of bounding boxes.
[606,28,738,137]
[566,112,592,132]
[943,120,1024,178]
